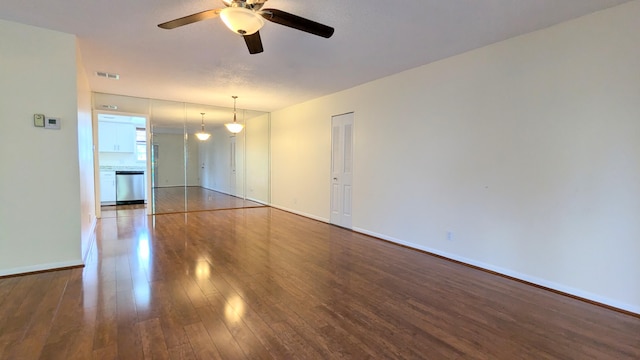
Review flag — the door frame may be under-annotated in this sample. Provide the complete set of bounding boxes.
[92,110,151,218]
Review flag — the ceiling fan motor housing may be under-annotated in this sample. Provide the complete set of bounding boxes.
[226,0,266,10]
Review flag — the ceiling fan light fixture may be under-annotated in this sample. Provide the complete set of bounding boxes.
[220,6,264,35]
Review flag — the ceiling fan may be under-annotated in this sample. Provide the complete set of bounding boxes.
[158,0,334,54]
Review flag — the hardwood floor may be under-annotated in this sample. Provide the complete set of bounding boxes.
[101,204,146,219]
[0,207,639,359]
[152,187,265,214]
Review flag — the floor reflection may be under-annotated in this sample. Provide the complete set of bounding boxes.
[134,229,151,310]
[137,231,150,265]
[101,203,146,218]
[224,295,245,324]
[101,188,266,218]
[195,260,211,280]
[153,186,265,214]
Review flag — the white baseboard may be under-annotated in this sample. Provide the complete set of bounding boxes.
[246,197,269,206]
[270,205,330,223]
[352,227,640,316]
[0,259,84,277]
[199,186,244,199]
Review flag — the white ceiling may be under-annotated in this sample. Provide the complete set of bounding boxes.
[0,0,632,112]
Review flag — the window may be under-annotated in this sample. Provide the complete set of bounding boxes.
[136,128,146,161]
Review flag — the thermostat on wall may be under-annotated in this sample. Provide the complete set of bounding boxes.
[45,117,61,130]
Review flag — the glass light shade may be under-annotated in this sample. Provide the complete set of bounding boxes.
[195,132,211,141]
[225,122,244,133]
[220,7,264,35]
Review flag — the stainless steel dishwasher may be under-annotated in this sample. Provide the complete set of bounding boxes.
[115,171,145,205]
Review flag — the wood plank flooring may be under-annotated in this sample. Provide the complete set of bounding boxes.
[101,204,146,219]
[1,207,639,359]
[152,187,265,214]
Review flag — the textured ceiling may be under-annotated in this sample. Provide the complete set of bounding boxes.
[0,0,632,112]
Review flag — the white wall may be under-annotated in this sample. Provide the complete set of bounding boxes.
[0,20,82,274]
[235,131,245,198]
[272,103,332,220]
[151,132,200,187]
[153,133,184,187]
[246,113,270,204]
[200,128,237,195]
[270,1,640,313]
[186,135,200,186]
[76,41,96,261]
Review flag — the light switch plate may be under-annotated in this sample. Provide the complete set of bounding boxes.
[34,114,45,127]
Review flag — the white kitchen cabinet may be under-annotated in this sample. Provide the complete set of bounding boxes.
[99,121,135,152]
[100,171,116,204]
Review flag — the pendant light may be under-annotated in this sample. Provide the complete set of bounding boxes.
[195,112,211,141]
[225,96,244,134]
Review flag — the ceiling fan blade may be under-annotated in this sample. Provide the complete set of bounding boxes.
[243,32,264,54]
[158,9,222,29]
[261,8,334,38]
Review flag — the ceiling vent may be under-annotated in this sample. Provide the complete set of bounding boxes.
[96,71,120,80]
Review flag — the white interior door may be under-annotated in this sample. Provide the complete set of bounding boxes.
[330,112,354,228]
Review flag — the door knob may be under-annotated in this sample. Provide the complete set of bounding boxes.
[333,177,338,181]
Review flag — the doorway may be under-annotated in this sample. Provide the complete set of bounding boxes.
[330,112,354,228]
[94,111,150,219]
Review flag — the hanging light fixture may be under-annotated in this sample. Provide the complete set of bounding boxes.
[195,112,211,141]
[225,96,244,134]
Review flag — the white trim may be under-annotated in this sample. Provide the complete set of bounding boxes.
[199,186,235,198]
[353,227,640,315]
[245,197,269,206]
[93,108,151,218]
[0,260,84,277]
[270,205,330,223]
[82,218,98,264]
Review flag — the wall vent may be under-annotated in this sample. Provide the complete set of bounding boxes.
[96,71,120,80]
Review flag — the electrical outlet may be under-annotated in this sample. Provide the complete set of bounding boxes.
[447,231,453,241]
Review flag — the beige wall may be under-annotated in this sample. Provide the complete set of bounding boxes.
[0,20,82,274]
[270,2,640,313]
